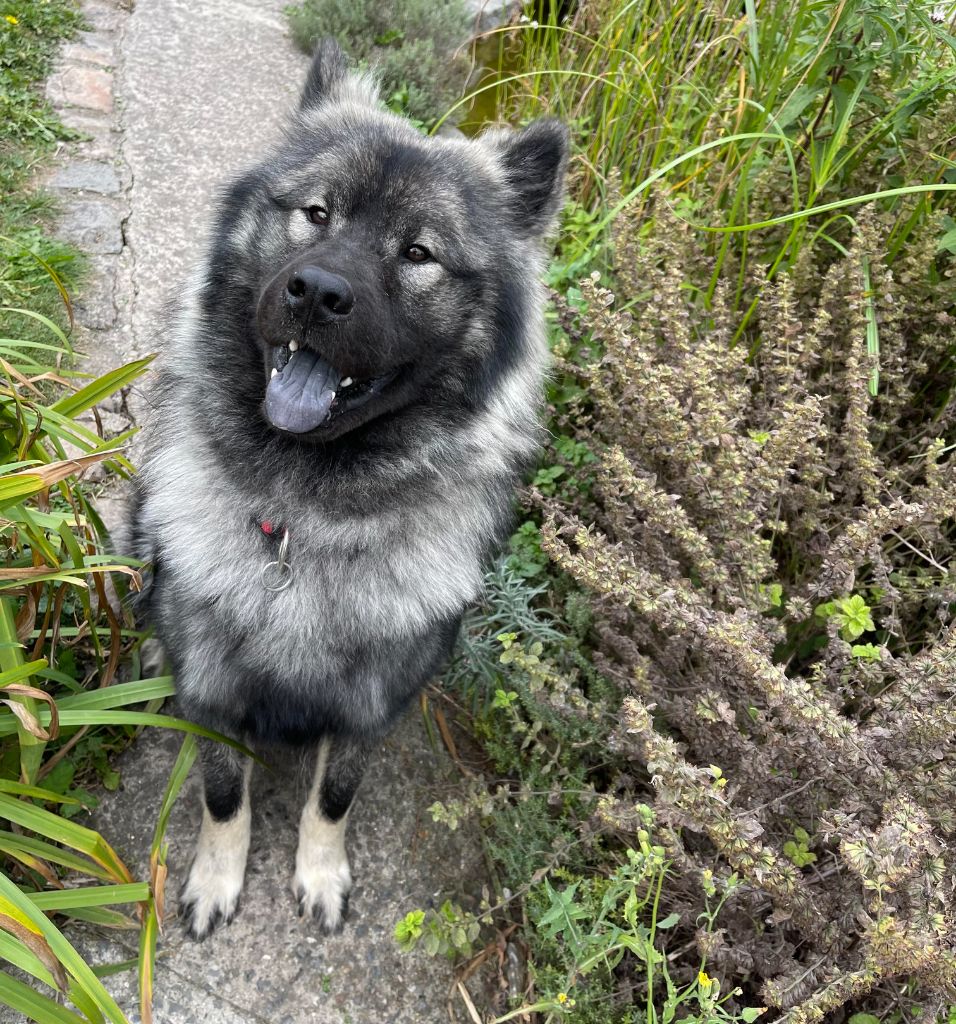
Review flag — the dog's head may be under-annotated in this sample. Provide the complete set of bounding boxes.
[214,39,567,444]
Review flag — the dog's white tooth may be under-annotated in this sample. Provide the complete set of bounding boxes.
[289,339,299,352]
[340,377,353,388]
[271,368,278,378]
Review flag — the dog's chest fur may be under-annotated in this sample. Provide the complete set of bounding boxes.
[136,415,509,724]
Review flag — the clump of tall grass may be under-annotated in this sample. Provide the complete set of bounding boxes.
[0,312,248,1022]
[478,0,955,278]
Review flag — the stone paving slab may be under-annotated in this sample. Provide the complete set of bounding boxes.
[55,199,125,254]
[49,160,121,194]
[47,65,114,113]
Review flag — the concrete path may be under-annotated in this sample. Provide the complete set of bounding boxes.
[23,2,488,1021]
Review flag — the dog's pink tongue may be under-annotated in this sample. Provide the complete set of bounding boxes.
[264,349,340,433]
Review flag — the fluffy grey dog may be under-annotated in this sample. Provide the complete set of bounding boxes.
[129,39,567,940]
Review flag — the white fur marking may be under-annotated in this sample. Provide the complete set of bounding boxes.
[293,743,351,932]
[288,209,316,247]
[180,769,251,938]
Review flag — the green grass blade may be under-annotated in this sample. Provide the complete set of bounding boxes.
[0,832,113,881]
[54,678,175,712]
[51,358,153,419]
[0,970,89,1024]
[150,734,196,853]
[0,874,129,1024]
[0,780,83,806]
[54,907,138,930]
[138,901,157,1024]
[0,308,70,349]
[91,959,137,979]
[860,254,880,397]
[0,599,42,783]
[0,710,257,761]
[28,883,149,912]
[0,933,105,1024]
[0,659,49,687]
[0,795,131,883]
[698,183,956,233]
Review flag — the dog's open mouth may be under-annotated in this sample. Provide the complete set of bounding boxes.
[264,344,396,434]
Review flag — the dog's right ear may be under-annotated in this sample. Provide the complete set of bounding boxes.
[299,38,378,111]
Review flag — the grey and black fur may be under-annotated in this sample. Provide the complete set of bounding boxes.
[129,40,567,940]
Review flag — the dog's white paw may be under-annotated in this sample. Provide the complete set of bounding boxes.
[179,807,250,941]
[293,804,351,934]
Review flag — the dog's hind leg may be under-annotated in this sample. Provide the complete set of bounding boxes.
[179,739,252,940]
[294,735,371,934]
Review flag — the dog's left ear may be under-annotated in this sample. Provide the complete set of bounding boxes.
[299,37,378,111]
[486,118,569,238]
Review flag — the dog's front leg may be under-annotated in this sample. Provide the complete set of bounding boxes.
[180,738,252,940]
[294,735,370,934]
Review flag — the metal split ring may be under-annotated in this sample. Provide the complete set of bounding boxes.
[261,528,293,592]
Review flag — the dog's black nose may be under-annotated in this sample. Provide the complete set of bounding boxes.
[286,266,354,319]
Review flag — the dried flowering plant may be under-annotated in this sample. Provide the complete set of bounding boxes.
[538,202,956,1021]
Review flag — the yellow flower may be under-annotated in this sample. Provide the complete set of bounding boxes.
[698,970,713,989]
[557,993,568,1004]
[5,15,19,24]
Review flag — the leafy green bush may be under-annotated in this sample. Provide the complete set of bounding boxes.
[415,569,770,1023]
[285,0,471,126]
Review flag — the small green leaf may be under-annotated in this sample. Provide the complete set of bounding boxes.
[851,643,881,660]
[394,910,425,952]
[834,594,875,641]
[938,224,956,254]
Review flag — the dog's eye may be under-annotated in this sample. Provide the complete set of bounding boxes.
[404,245,431,264]
[305,205,329,225]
